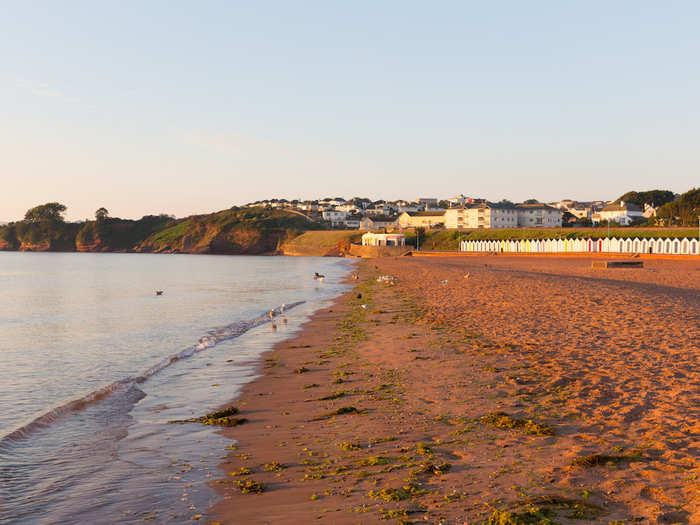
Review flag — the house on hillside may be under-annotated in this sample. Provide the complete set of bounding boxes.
[343,214,363,229]
[398,211,446,228]
[360,215,398,231]
[569,204,592,220]
[416,198,438,210]
[364,201,396,216]
[448,194,472,207]
[593,201,644,226]
[396,202,420,213]
[322,209,348,227]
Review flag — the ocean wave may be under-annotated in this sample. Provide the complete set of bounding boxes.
[0,301,303,447]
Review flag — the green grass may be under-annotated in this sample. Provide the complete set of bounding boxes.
[281,230,362,248]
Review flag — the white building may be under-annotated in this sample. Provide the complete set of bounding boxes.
[593,202,644,226]
[448,194,472,207]
[322,209,348,227]
[361,232,405,247]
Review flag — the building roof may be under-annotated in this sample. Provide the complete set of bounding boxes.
[405,211,446,217]
[517,203,560,211]
[362,232,404,238]
[465,201,516,210]
[602,202,643,212]
[364,215,397,222]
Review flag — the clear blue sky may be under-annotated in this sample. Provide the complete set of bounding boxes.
[2,1,698,221]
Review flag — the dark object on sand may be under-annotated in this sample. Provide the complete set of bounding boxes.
[591,261,643,269]
[169,406,246,426]
[357,293,362,299]
[314,272,325,280]
[154,290,163,296]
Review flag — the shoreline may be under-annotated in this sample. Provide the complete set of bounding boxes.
[209,255,699,524]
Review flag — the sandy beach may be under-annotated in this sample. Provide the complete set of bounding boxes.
[210,255,699,524]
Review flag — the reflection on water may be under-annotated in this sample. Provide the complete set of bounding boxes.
[0,253,353,524]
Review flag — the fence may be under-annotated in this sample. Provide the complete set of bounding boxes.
[459,237,700,256]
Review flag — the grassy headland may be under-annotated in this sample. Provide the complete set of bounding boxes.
[0,206,324,254]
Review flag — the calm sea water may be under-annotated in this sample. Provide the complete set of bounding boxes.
[0,253,353,524]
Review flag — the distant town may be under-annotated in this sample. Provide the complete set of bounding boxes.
[244,190,680,230]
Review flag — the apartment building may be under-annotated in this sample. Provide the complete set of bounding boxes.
[444,202,562,229]
[517,203,563,227]
[444,202,517,229]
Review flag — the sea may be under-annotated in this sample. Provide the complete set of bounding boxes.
[0,252,353,524]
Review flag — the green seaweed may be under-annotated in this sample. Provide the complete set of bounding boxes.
[479,412,553,436]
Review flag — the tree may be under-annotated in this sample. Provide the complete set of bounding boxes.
[654,187,700,226]
[614,190,675,207]
[415,227,426,249]
[95,207,109,222]
[437,200,451,209]
[523,199,539,204]
[24,202,67,223]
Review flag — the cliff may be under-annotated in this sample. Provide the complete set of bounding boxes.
[135,208,322,255]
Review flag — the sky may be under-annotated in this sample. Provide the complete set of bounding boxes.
[1,1,699,221]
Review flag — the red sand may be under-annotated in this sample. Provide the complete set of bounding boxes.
[210,255,699,524]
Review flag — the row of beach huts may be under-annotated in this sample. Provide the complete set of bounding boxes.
[460,237,699,256]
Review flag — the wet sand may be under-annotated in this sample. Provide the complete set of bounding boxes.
[211,255,699,524]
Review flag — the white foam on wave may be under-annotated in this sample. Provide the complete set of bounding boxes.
[0,301,304,447]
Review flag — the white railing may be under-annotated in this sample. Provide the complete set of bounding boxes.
[459,237,699,256]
